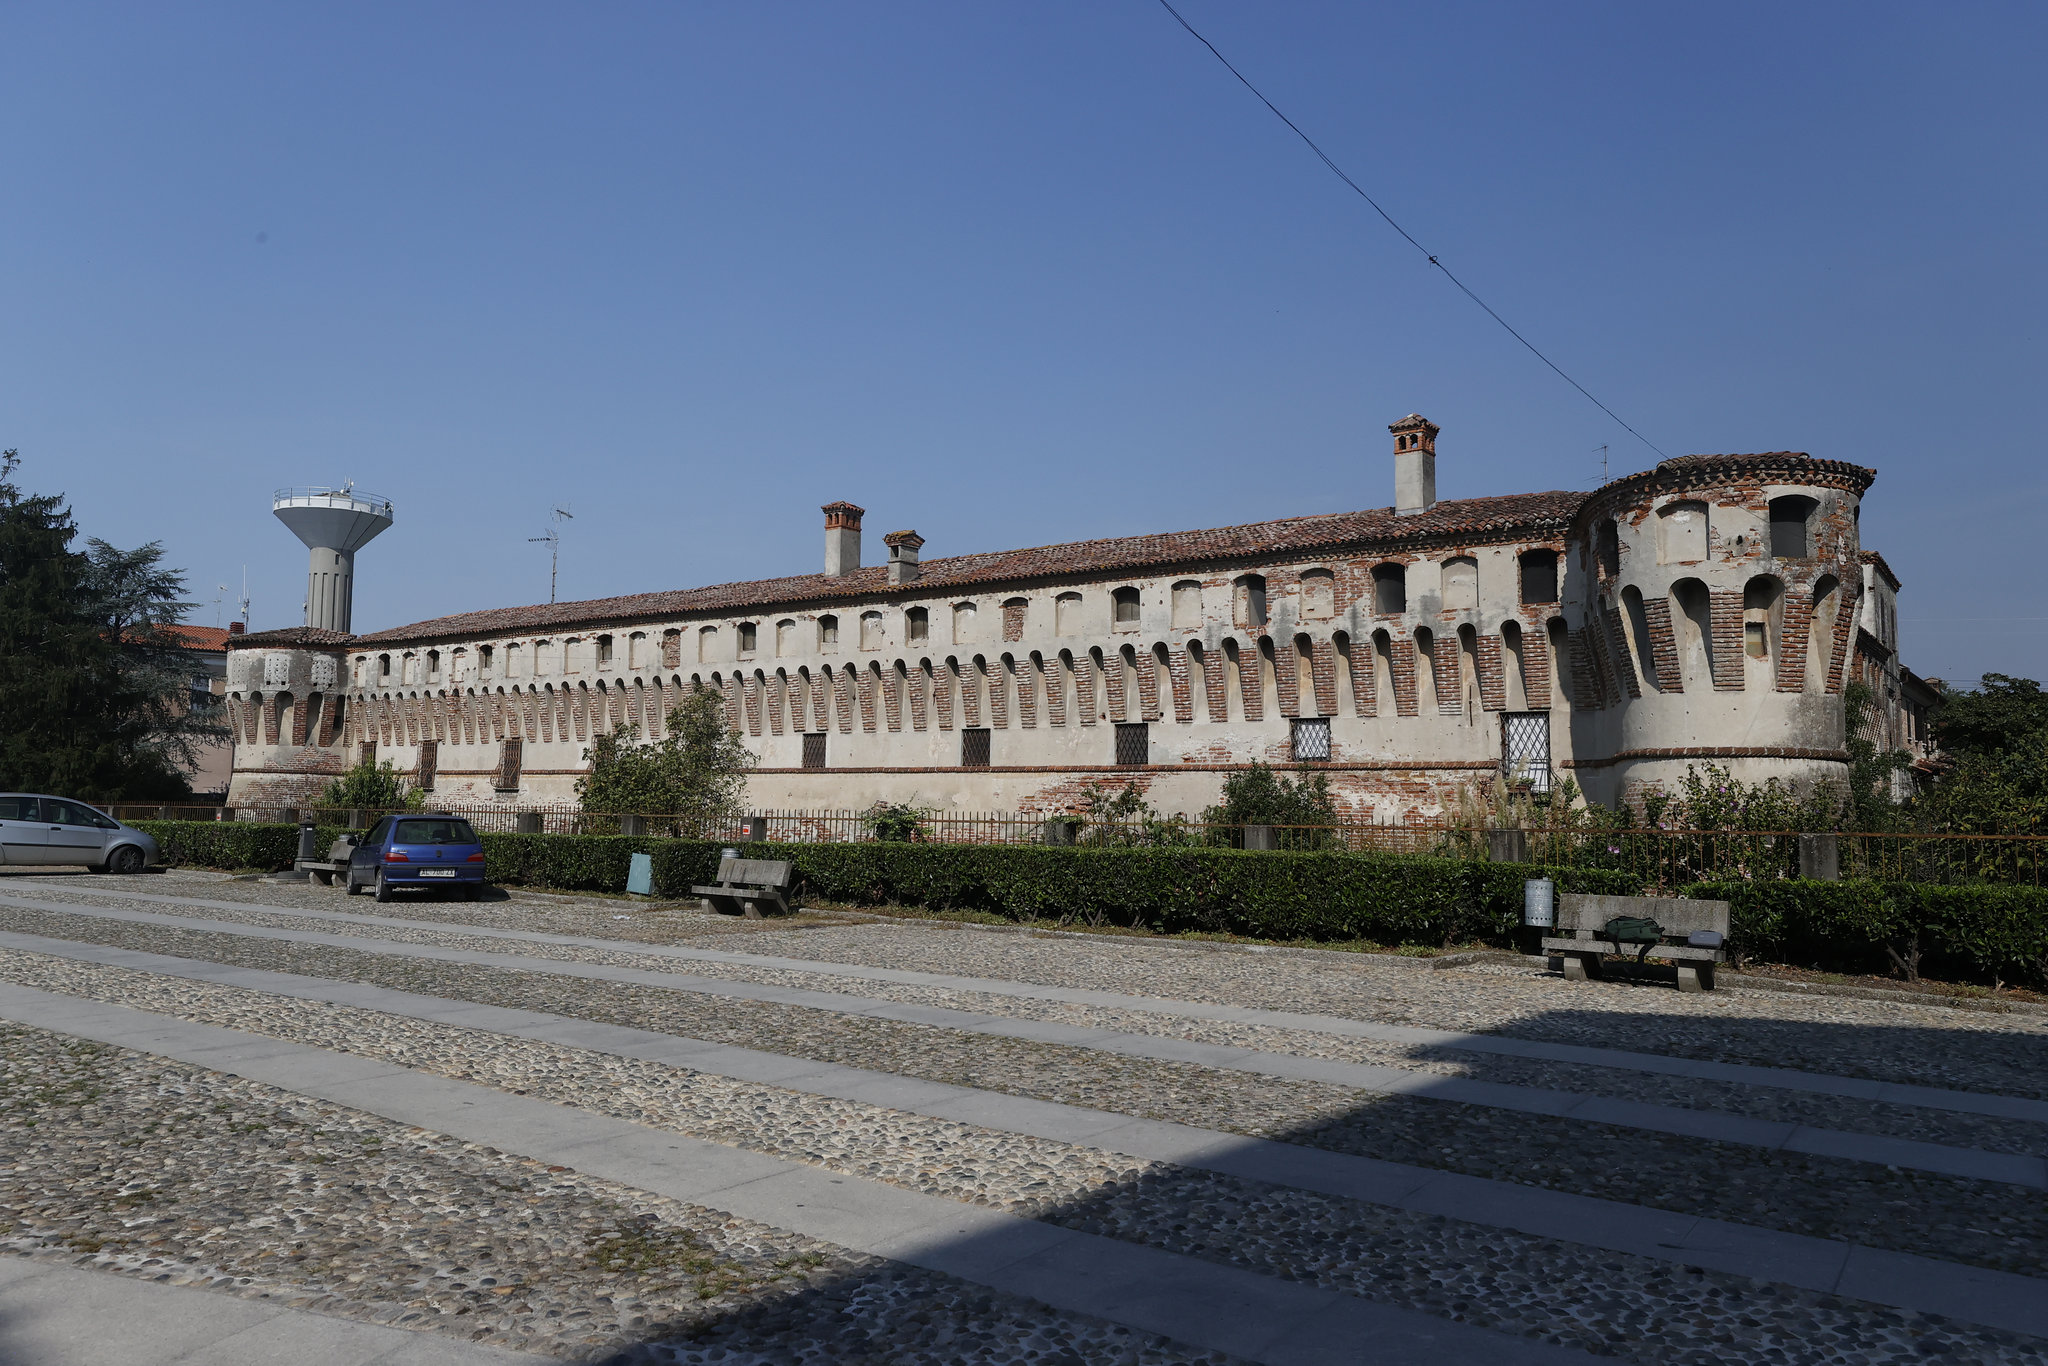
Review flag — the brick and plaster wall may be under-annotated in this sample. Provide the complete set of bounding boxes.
[226,441,1892,822]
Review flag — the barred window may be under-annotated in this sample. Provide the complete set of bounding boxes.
[802,732,827,770]
[961,727,991,768]
[1291,717,1331,763]
[1113,722,1149,767]
[417,739,439,791]
[1500,711,1552,793]
[496,738,524,792]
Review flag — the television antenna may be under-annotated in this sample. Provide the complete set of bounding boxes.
[528,505,574,604]
[1595,444,1610,486]
[238,567,250,628]
[213,583,229,629]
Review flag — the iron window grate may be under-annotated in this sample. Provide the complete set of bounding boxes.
[1291,717,1331,763]
[417,739,438,791]
[961,728,991,768]
[802,733,827,770]
[1501,711,1552,793]
[496,738,523,792]
[1114,722,1150,767]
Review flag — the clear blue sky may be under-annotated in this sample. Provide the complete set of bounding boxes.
[5,2,2043,685]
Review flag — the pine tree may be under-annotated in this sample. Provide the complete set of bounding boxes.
[0,451,210,798]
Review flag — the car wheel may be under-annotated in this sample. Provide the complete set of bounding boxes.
[374,870,394,903]
[105,845,144,876]
[344,871,362,896]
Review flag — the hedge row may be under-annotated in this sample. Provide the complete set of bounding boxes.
[1685,878,2048,985]
[648,841,1646,945]
[137,820,1640,947]
[131,820,347,872]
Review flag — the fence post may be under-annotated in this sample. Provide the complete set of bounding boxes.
[1487,829,1530,865]
[516,812,543,835]
[1798,833,1840,882]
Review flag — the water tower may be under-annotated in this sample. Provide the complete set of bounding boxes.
[272,485,394,633]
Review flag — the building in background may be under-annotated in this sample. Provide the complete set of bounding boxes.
[165,621,240,798]
[222,419,1905,820]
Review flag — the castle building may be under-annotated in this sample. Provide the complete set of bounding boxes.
[222,419,1923,819]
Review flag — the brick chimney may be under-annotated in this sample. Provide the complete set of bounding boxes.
[1390,414,1439,516]
[883,530,924,584]
[228,621,246,636]
[822,501,865,577]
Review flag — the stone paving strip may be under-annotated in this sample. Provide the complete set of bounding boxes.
[14,886,2048,1169]
[19,881,2046,1128]
[0,1021,1236,1365]
[4,931,2046,1363]
[16,876,2048,1108]
[4,900,2045,1283]
[0,984,1593,1366]
[0,1256,558,1365]
[1,894,2039,1196]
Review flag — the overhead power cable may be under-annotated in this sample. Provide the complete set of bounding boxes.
[1153,0,1668,461]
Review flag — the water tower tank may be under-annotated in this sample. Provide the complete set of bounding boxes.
[273,486,394,633]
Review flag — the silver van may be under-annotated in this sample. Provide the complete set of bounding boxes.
[0,794,160,873]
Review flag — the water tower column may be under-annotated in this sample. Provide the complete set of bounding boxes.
[306,546,357,633]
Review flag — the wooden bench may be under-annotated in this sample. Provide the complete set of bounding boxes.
[1542,893,1731,992]
[691,857,796,919]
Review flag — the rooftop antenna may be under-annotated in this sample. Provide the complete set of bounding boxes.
[528,505,573,604]
[1595,444,1611,486]
[238,567,250,628]
[213,583,229,629]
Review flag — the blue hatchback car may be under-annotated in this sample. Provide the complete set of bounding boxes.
[344,814,488,901]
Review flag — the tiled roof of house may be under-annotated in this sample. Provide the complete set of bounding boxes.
[164,625,234,652]
[353,490,1584,646]
[225,626,356,651]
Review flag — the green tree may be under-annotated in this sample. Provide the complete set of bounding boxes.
[0,451,210,798]
[1930,674,2048,763]
[577,686,756,836]
[320,758,423,813]
[1200,762,1338,848]
[1840,680,1913,831]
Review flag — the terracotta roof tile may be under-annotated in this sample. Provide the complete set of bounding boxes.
[354,491,1583,646]
[164,625,233,652]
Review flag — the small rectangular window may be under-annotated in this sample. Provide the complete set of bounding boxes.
[738,622,757,655]
[417,739,439,791]
[1291,717,1331,763]
[961,727,991,768]
[802,732,828,770]
[597,635,613,665]
[1114,722,1149,767]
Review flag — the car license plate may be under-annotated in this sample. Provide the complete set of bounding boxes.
[419,869,458,878]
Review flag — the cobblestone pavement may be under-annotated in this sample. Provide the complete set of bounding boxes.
[1,871,2045,1364]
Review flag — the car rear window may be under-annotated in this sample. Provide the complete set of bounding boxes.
[0,797,39,821]
[393,819,478,845]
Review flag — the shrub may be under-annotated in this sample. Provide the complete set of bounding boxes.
[1684,878,2048,985]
